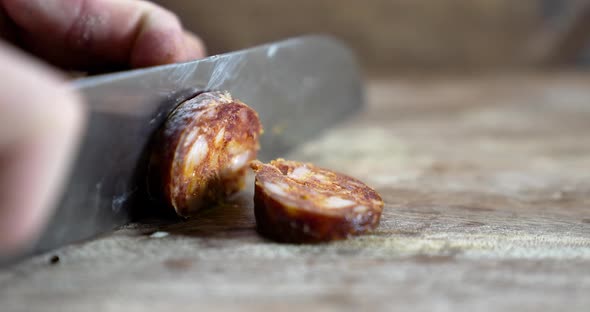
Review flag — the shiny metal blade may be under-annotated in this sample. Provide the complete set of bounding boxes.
[27,35,363,256]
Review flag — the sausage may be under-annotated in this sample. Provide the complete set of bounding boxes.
[149,91,263,217]
[250,159,383,243]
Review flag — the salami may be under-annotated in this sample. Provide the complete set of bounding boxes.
[149,91,262,217]
[250,159,383,243]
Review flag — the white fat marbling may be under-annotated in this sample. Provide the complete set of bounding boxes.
[215,128,225,145]
[353,205,368,213]
[323,196,355,209]
[288,166,312,180]
[187,135,208,167]
[230,151,250,172]
[265,182,288,197]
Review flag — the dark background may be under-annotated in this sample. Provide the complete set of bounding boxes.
[153,0,590,74]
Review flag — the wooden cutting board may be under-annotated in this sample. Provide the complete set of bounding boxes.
[1,74,588,312]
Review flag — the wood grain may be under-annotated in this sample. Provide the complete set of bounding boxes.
[0,75,589,311]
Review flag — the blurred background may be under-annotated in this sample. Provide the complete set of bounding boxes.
[153,0,590,75]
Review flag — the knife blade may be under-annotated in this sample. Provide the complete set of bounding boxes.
[19,35,363,257]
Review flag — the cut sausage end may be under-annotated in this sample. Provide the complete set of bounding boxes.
[149,91,262,217]
[251,159,384,243]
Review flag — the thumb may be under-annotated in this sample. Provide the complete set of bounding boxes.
[0,41,85,254]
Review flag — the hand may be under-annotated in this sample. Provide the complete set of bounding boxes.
[0,0,206,253]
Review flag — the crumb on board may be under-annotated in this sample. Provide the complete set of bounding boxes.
[149,231,170,238]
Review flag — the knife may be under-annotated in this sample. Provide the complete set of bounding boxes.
[8,35,363,260]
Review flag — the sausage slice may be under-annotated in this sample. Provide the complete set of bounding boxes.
[149,91,262,217]
[251,159,383,243]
